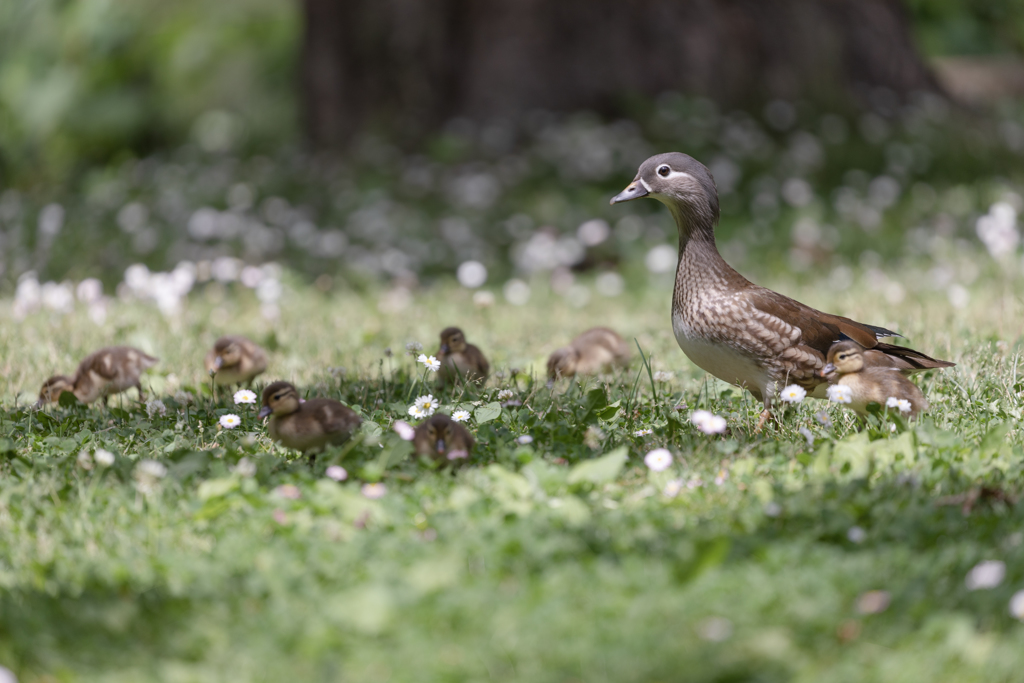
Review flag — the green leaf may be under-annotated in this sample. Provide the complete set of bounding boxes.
[568,447,628,485]
[197,476,239,500]
[57,391,80,408]
[474,402,502,424]
[595,400,621,421]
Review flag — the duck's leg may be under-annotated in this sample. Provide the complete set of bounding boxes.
[755,409,772,433]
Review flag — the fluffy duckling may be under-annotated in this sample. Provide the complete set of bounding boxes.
[204,335,268,386]
[547,327,631,382]
[413,413,475,462]
[436,327,489,387]
[36,375,76,406]
[820,341,929,419]
[258,381,361,454]
[36,346,158,406]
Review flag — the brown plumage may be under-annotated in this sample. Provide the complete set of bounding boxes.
[436,327,489,387]
[36,346,158,407]
[611,152,953,429]
[820,340,929,419]
[258,381,361,454]
[205,335,268,386]
[547,327,631,381]
[413,413,475,462]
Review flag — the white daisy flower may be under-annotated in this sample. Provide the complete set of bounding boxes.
[93,449,115,467]
[1010,590,1024,620]
[219,413,242,429]
[233,457,256,478]
[966,560,1005,590]
[393,420,416,440]
[146,399,167,418]
[827,384,853,404]
[633,428,653,437]
[408,405,425,419]
[77,450,94,470]
[886,397,912,413]
[405,341,423,355]
[233,389,257,404]
[451,410,471,423]
[325,465,348,481]
[516,435,533,445]
[644,448,673,472]
[691,410,727,435]
[663,479,684,497]
[362,483,387,499]
[779,384,806,403]
[413,394,438,417]
[417,354,441,372]
[447,449,470,460]
[653,371,674,383]
[497,389,515,401]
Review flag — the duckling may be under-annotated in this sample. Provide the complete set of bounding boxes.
[820,341,929,419]
[413,413,475,462]
[258,381,361,455]
[36,346,158,406]
[611,152,953,429]
[436,327,489,387]
[36,375,76,407]
[547,327,631,382]
[204,335,268,386]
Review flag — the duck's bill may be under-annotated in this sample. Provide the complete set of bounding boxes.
[819,363,836,377]
[257,406,272,419]
[610,179,649,205]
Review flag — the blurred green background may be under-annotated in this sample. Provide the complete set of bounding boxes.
[1,0,1023,300]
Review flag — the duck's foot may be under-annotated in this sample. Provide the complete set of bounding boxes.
[755,409,772,433]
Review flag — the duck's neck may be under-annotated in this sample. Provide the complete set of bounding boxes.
[669,201,736,294]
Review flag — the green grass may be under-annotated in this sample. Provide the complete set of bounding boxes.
[1,269,1023,682]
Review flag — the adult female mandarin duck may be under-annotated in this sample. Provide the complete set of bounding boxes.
[610,152,952,429]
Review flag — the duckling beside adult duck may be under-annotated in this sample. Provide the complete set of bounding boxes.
[611,152,953,429]
[820,340,929,419]
[547,327,631,382]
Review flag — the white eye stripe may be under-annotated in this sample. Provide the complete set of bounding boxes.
[662,169,693,181]
[639,177,653,193]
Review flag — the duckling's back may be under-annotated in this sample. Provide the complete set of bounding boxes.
[571,327,631,375]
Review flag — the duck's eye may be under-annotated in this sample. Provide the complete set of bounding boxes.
[657,165,671,177]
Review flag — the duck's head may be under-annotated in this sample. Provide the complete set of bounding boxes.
[821,341,866,376]
[546,347,578,382]
[439,327,467,354]
[423,413,455,455]
[259,381,301,418]
[611,152,719,229]
[36,375,75,407]
[212,337,243,370]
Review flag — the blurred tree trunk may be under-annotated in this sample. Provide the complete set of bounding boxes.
[301,0,941,148]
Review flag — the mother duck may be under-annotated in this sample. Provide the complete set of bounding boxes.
[611,152,953,429]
